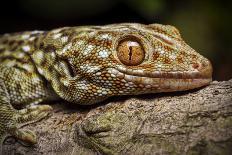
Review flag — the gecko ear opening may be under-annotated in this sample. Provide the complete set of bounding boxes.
[116,38,145,66]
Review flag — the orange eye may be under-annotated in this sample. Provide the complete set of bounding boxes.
[117,39,145,66]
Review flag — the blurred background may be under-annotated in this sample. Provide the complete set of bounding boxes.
[0,0,231,81]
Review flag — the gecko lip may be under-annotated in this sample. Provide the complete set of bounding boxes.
[115,59,213,80]
[111,60,212,91]
[113,67,212,91]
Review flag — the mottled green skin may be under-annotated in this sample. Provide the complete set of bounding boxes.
[0,23,212,148]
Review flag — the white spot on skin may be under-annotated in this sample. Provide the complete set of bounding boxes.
[61,43,72,54]
[110,68,119,75]
[22,45,31,52]
[157,64,162,68]
[102,91,107,95]
[97,90,102,93]
[89,32,96,37]
[117,65,126,71]
[80,85,87,90]
[83,45,94,55]
[52,29,62,34]
[50,52,56,58]
[119,91,124,94]
[87,66,100,73]
[37,68,44,75]
[29,37,36,41]
[21,34,30,39]
[61,36,68,43]
[33,51,44,64]
[60,78,70,87]
[160,50,165,55]
[96,72,101,76]
[98,50,109,58]
[17,52,25,58]
[31,30,44,34]
[169,54,176,60]
[111,74,116,77]
[116,72,124,78]
[76,40,85,46]
[99,34,112,40]
[32,76,41,83]
[22,64,33,72]
[80,65,100,73]
[53,33,62,39]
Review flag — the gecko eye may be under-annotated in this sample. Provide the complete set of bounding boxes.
[117,38,145,66]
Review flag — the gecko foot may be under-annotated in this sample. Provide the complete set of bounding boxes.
[8,105,53,144]
[11,128,37,144]
[16,105,53,125]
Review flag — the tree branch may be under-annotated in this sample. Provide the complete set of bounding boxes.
[3,80,232,155]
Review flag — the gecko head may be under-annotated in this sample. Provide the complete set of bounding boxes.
[109,23,213,93]
[65,23,212,103]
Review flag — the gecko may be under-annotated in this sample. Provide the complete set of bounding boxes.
[0,23,212,147]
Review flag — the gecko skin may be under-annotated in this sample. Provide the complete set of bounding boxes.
[0,23,212,145]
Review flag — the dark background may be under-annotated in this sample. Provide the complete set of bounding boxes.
[1,0,231,81]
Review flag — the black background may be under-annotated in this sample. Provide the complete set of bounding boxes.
[1,0,231,80]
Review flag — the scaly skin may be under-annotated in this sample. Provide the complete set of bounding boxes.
[0,23,212,146]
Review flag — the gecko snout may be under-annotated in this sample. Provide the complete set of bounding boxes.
[194,59,213,79]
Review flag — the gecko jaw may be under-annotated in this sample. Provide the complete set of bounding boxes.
[116,71,212,92]
[115,58,213,79]
[110,59,212,91]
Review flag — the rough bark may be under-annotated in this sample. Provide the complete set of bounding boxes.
[2,80,232,155]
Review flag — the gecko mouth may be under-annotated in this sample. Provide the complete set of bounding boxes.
[111,60,213,91]
[116,59,212,79]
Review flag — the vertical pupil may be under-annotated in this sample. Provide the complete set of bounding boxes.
[129,46,132,61]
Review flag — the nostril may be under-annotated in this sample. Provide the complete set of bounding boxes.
[195,59,213,79]
[192,60,210,71]
[192,63,200,69]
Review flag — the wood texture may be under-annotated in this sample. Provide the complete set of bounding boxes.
[3,80,232,155]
